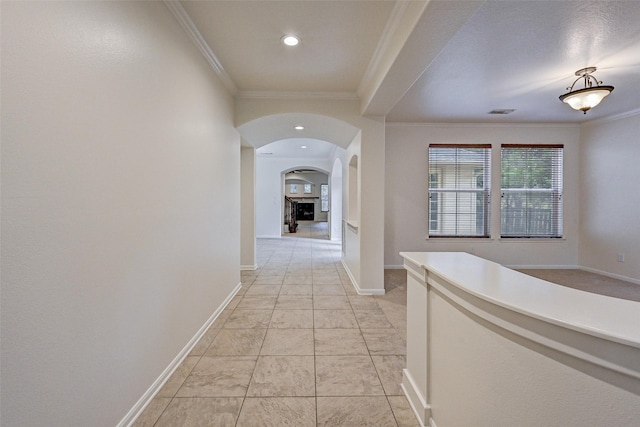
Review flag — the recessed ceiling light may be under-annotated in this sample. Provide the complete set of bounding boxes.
[294,125,305,130]
[300,145,307,149]
[282,35,300,46]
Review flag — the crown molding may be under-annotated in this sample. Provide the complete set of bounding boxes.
[582,108,640,127]
[236,91,359,101]
[386,122,580,128]
[164,0,238,96]
[357,0,411,98]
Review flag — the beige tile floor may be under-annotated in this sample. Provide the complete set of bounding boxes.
[134,222,419,427]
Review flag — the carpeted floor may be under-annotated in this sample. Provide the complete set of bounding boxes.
[386,267,640,303]
[516,269,640,302]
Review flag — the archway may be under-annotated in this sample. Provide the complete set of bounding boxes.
[282,166,331,239]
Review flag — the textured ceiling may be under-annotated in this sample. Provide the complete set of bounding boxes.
[387,1,640,123]
[177,0,640,156]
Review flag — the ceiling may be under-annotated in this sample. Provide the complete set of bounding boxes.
[176,0,640,155]
[257,138,337,159]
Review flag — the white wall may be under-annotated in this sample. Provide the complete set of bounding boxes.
[256,157,332,238]
[1,2,240,425]
[385,123,581,268]
[343,133,362,287]
[241,147,257,269]
[579,114,640,282]
[330,158,343,241]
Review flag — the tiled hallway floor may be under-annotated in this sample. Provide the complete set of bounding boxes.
[134,222,418,426]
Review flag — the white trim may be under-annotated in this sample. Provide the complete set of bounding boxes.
[357,0,410,97]
[236,91,359,100]
[384,264,405,270]
[582,107,640,126]
[256,235,282,239]
[579,265,640,286]
[119,282,242,427]
[163,1,237,95]
[401,369,430,427]
[386,122,580,129]
[340,258,385,296]
[240,264,258,271]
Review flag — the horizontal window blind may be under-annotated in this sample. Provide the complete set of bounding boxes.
[501,145,563,238]
[428,144,491,237]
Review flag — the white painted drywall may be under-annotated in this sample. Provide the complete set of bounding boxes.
[358,117,386,293]
[330,158,343,241]
[402,252,640,427]
[579,114,640,282]
[241,147,257,269]
[384,123,581,268]
[1,2,240,425]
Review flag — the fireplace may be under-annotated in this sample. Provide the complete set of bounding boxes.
[296,202,315,221]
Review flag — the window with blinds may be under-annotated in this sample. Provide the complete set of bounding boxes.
[501,145,563,238]
[428,144,491,237]
[321,184,329,212]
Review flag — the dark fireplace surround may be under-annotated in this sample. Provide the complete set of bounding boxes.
[296,202,315,221]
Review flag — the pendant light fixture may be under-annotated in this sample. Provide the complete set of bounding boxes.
[559,67,614,114]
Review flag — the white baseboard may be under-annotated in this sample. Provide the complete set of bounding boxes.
[384,264,405,270]
[340,259,385,296]
[401,368,430,427]
[579,266,640,285]
[240,264,258,271]
[118,282,242,427]
[256,235,282,239]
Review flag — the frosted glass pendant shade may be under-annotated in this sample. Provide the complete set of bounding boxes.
[560,86,614,113]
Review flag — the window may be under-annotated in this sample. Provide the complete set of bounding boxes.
[304,183,312,194]
[428,173,439,231]
[501,145,563,238]
[321,184,329,212]
[428,144,491,237]
[290,184,298,194]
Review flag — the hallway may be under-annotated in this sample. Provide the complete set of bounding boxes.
[134,222,417,426]
[283,220,331,240]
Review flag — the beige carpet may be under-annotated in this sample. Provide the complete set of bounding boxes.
[387,267,640,303]
[516,269,640,302]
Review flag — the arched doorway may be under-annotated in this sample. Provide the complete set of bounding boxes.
[282,166,331,240]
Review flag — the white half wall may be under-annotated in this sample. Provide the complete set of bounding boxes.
[579,113,640,283]
[385,123,581,268]
[1,2,240,425]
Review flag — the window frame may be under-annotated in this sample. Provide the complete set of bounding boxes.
[428,144,492,238]
[320,184,329,212]
[500,144,563,238]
